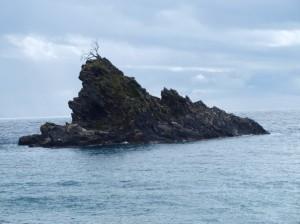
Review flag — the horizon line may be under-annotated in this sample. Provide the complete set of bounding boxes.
[0,115,71,120]
[1,108,299,120]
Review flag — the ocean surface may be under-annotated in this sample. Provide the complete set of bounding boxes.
[0,111,299,224]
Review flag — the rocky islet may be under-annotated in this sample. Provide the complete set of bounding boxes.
[19,56,268,147]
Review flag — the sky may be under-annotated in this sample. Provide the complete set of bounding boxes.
[1,0,300,118]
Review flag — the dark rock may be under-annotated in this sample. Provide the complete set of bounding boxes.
[19,56,269,148]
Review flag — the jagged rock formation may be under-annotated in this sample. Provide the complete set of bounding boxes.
[19,56,268,147]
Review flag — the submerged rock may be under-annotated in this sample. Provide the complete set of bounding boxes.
[19,56,268,147]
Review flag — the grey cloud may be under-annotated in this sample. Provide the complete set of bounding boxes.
[0,0,300,117]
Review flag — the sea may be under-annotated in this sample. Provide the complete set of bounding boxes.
[0,111,299,224]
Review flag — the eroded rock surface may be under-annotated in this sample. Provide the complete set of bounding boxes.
[19,56,268,147]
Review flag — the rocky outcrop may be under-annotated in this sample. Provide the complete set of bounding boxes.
[19,56,268,147]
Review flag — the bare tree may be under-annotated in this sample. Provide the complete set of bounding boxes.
[81,41,101,61]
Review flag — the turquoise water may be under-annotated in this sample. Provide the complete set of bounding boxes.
[0,111,300,224]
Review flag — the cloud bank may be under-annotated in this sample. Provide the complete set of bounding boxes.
[0,0,300,117]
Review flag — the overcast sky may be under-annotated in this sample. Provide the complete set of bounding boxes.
[1,0,300,118]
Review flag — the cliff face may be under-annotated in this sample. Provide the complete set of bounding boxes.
[19,56,268,147]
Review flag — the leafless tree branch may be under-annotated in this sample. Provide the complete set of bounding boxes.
[81,41,101,61]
